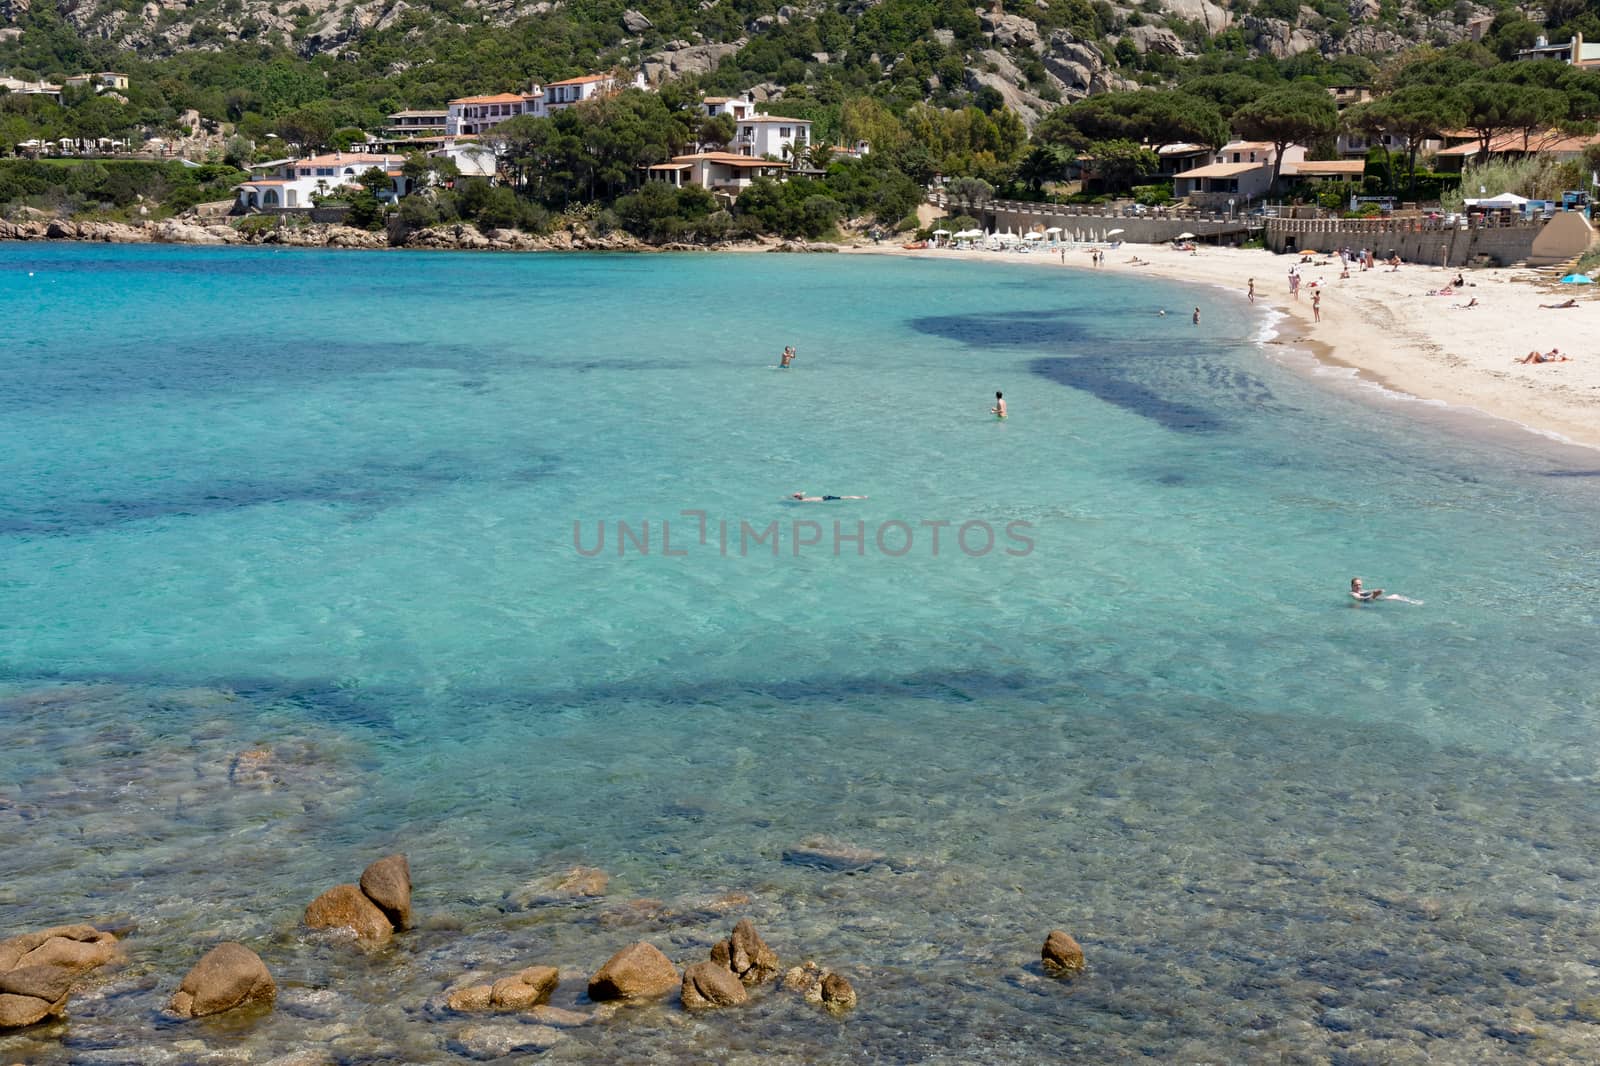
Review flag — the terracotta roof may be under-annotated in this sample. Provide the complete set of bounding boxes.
[449,93,528,105]
[1220,140,1274,152]
[671,152,788,166]
[702,96,730,104]
[547,74,612,87]
[293,153,406,168]
[1177,161,1266,179]
[1286,160,1366,176]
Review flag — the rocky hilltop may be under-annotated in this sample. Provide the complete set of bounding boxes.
[1,0,1496,123]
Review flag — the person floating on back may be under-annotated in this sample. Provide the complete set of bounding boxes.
[991,391,1007,420]
[791,492,867,502]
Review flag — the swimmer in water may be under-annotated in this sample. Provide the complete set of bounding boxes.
[791,492,867,502]
[779,346,795,368]
[991,391,1007,420]
[1350,577,1385,602]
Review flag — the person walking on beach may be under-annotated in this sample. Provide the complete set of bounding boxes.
[991,391,1007,420]
[1247,278,1255,304]
[1312,290,1321,322]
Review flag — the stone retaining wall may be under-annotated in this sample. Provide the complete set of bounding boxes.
[930,193,1252,244]
[1263,215,1546,267]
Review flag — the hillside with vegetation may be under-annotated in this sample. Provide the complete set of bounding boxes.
[5,0,1600,241]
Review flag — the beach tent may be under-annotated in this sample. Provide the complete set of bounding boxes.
[1477,192,1529,210]
[1559,273,1594,284]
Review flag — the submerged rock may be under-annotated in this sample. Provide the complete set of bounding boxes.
[1042,930,1086,977]
[450,1022,564,1060]
[504,865,609,909]
[782,838,886,872]
[168,942,276,1018]
[587,942,679,1001]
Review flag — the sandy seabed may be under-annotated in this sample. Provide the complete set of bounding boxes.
[848,241,1600,452]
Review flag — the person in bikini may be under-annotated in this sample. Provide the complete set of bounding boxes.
[1350,577,1384,602]
[1518,349,1569,363]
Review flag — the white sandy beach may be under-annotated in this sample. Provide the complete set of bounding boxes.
[850,241,1600,451]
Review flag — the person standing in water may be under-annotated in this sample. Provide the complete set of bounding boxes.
[779,346,795,368]
[1247,278,1255,303]
[1350,577,1385,602]
[1192,307,1201,326]
[991,391,1007,420]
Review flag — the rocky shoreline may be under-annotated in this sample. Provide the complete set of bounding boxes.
[0,216,849,254]
[1,844,1086,1060]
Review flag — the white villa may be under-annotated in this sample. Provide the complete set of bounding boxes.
[543,72,639,112]
[65,72,129,93]
[235,151,409,210]
[734,115,812,161]
[644,152,788,194]
[445,92,539,138]
[1173,140,1307,206]
[0,75,62,101]
[700,95,757,121]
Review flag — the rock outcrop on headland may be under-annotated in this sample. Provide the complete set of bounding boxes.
[0,924,120,1029]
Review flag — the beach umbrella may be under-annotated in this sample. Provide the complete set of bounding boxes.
[1560,273,1593,284]
[1044,226,1061,234]
[1107,228,1125,236]
[932,229,951,235]
[1175,232,1196,240]
[1023,232,1043,241]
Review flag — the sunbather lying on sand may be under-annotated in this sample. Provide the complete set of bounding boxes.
[1539,298,1579,308]
[1517,349,1569,363]
[1455,297,1478,309]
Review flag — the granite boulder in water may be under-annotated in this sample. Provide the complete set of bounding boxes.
[714,919,780,986]
[680,960,748,1010]
[1041,929,1086,977]
[358,853,413,930]
[168,942,276,1018]
[587,942,679,1001]
[0,924,119,1029]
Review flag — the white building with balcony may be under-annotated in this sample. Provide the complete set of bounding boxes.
[734,115,812,162]
[235,151,409,210]
[446,92,541,137]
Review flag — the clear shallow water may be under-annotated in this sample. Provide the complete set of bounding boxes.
[2,244,1599,1064]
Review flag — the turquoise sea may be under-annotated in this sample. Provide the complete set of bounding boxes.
[2,243,1599,1064]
